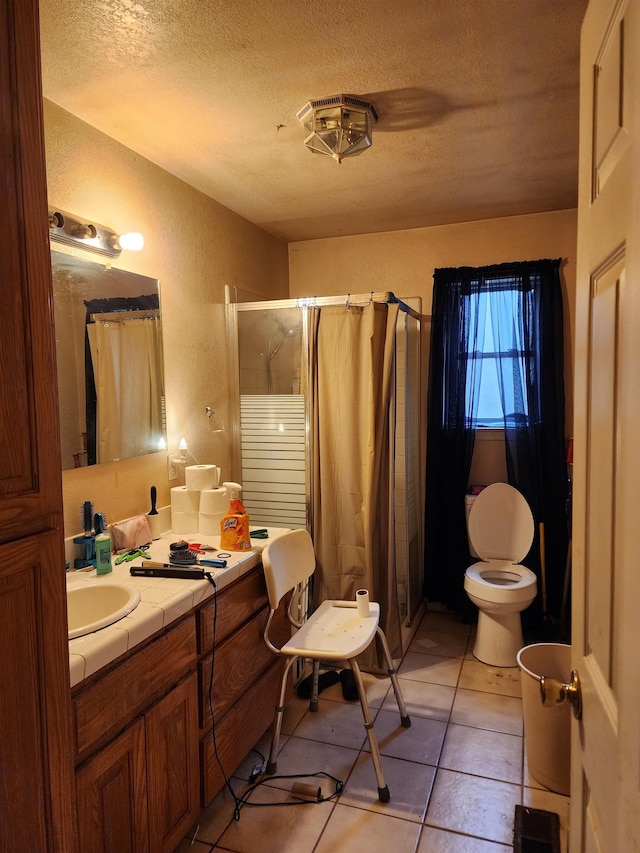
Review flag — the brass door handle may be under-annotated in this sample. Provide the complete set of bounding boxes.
[539,669,582,720]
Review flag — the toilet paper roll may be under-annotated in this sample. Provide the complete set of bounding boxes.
[185,464,219,491]
[171,510,199,534]
[199,511,225,536]
[356,588,370,618]
[171,485,200,513]
[199,487,228,516]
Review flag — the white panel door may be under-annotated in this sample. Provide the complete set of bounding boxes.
[572,0,640,849]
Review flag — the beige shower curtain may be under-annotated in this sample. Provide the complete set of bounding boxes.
[87,317,163,463]
[310,301,401,664]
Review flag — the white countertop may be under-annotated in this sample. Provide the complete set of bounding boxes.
[67,528,289,688]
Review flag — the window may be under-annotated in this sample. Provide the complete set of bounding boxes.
[464,279,533,428]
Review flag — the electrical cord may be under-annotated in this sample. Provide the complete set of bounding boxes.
[203,571,345,823]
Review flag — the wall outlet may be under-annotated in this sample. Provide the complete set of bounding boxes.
[167,455,179,481]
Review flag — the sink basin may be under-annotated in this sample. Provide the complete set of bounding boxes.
[67,581,141,639]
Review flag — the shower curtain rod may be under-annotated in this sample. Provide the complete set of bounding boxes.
[90,309,160,323]
[230,290,421,320]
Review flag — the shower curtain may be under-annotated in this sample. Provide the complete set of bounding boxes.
[309,301,402,662]
[87,317,163,463]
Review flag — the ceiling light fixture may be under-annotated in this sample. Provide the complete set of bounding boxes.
[48,207,144,258]
[296,94,378,164]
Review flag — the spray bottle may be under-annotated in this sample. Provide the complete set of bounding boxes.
[220,482,251,551]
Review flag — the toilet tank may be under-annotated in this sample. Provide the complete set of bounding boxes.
[465,494,479,558]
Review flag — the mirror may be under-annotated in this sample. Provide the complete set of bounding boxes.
[52,250,166,470]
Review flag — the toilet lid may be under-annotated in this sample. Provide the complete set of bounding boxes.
[468,482,534,562]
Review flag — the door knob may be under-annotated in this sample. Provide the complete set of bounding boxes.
[539,669,582,720]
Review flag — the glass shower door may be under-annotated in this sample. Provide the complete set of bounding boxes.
[236,306,307,528]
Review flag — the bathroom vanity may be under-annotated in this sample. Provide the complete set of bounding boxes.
[69,558,290,853]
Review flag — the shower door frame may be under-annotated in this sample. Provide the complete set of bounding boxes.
[225,289,424,624]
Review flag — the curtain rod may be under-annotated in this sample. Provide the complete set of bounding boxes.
[90,309,160,323]
[231,291,420,320]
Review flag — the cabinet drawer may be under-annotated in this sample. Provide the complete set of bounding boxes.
[199,606,273,727]
[73,616,197,761]
[200,657,284,806]
[197,565,268,653]
[199,596,291,729]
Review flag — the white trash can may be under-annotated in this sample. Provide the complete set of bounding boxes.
[516,643,571,796]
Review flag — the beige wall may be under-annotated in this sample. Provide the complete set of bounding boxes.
[289,207,577,438]
[44,101,289,537]
[46,99,577,536]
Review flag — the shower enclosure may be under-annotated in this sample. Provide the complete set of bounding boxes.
[226,290,424,637]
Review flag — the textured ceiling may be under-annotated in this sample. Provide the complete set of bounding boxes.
[39,0,588,243]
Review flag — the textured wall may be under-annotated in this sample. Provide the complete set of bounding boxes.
[44,100,289,537]
[289,208,578,437]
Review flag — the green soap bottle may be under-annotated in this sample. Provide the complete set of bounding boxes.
[94,513,112,575]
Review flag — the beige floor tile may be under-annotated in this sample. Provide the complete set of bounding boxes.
[216,782,334,853]
[315,803,422,852]
[381,676,455,722]
[173,839,213,853]
[338,752,436,822]
[191,780,242,844]
[417,825,511,851]
[292,697,369,750]
[363,708,446,766]
[522,786,571,853]
[425,768,520,846]
[399,651,463,687]
[458,658,522,698]
[419,611,474,637]
[261,735,360,799]
[439,723,522,784]
[451,688,523,736]
[409,629,469,659]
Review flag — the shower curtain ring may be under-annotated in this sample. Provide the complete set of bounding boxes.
[369,291,374,304]
[346,293,351,310]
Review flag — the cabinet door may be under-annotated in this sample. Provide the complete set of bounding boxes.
[145,673,199,853]
[76,718,149,853]
[0,0,63,541]
[0,2,76,849]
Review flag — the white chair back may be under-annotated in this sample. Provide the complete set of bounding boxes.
[262,529,316,609]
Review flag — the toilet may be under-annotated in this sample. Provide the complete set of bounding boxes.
[464,483,537,667]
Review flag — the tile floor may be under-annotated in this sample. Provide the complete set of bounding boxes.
[176,608,570,852]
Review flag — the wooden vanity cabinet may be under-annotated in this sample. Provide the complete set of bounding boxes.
[72,618,200,853]
[72,564,290,852]
[76,673,199,853]
[197,566,290,805]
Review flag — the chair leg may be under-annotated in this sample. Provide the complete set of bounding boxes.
[349,660,390,803]
[310,659,320,712]
[376,627,411,728]
[266,657,297,775]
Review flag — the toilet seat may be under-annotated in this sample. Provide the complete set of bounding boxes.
[465,561,537,604]
[468,482,534,563]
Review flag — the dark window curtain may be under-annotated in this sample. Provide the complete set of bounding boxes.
[491,259,569,627]
[424,271,482,616]
[424,260,569,630]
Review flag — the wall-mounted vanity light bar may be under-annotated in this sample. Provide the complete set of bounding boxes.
[48,206,144,258]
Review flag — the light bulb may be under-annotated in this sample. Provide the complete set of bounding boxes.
[178,437,188,460]
[118,231,144,251]
[157,436,167,451]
